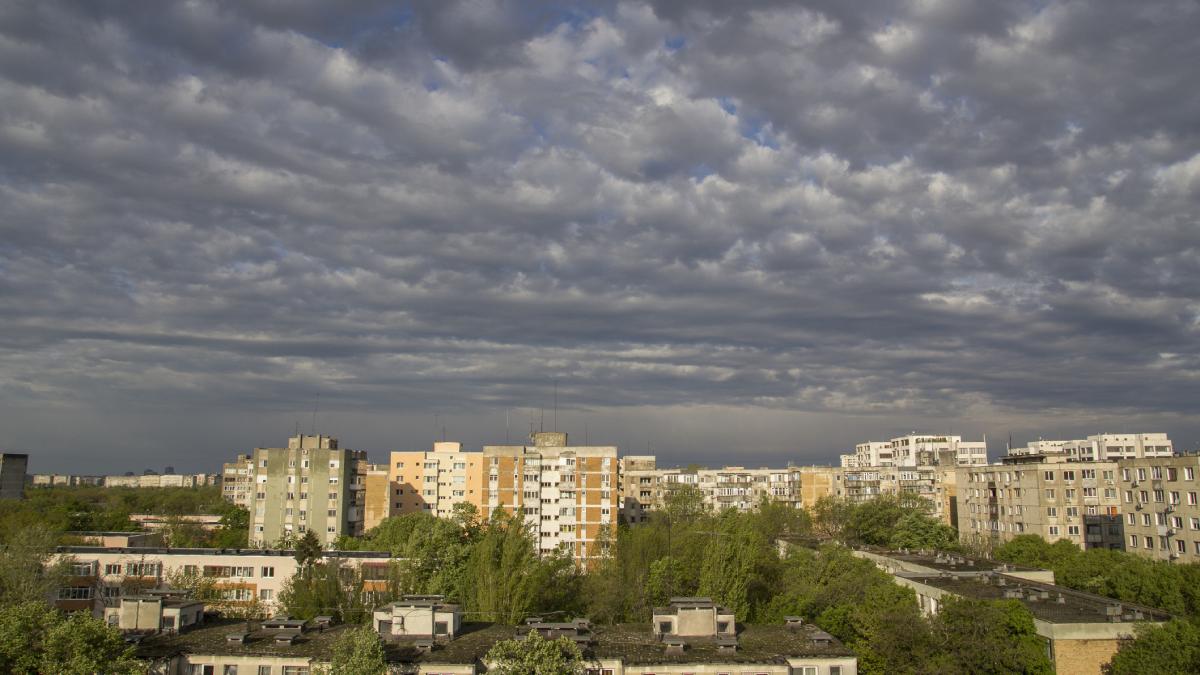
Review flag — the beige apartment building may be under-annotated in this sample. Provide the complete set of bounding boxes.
[958,463,1123,550]
[385,442,485,520]
[1117,454,1200,563]
[839,434,987,469]
[221,454,255,508]
[247,435,367,547]
[53,545,393,616]
[482,432,618,563]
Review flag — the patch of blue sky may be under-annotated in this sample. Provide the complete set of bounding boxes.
[739,115,780,150]
[665,35,686,51]
[690,164,716,181]
[717,97,737,115]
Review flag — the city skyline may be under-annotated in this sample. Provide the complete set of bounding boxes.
[2,1,1198,472]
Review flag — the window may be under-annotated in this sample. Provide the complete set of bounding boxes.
[58,587,92,599]
[192,666,215,675]
[126,562,159,577]
[1068,525,1080,536]
[1048,526,1060,536]
[1126,513,1136,525]
[104,563,121,575]
[224,666,239,675]
[1122,468,1131,481]
[1137,468,1147,481]
[1044,489,1055,499]
[260,589,274,600]
[1082,469,1096,479]
[1192,518,1200,531]
[259,667,273,675]
[282,668,309,675]
[1047,506,1057,517]
[262,566,275,578]
[1187,467,1195,481]
[1063,470,1075,481]
[1129,534,1139,547]
[1044,471,1055,481]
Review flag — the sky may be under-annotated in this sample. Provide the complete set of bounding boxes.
[2,1,1199,474]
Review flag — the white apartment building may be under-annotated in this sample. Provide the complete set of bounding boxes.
[1006,434,1173,463]
[839,434,987,469]
[482,432,619,562]
[222,454,255,508]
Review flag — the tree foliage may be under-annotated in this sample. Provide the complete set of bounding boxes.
[927,597,1053,674]
[0,524,69,606]
[326,625,387,675]
[1105,619,1200,674]
[485,631,584,675]
[0,600,142,675]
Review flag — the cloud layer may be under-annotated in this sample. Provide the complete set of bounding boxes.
[2,1,1198,470]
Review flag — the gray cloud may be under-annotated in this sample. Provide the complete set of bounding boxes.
[1,0,1198,472]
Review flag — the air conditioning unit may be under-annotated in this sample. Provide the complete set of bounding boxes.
[1165,505,1175,513]
[1135,504,1143,511]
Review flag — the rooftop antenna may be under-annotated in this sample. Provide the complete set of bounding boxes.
[310,393,319,436]
[553,380,558,432]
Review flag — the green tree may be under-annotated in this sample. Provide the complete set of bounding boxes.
[211,506,250,549]
[327,625,387,675]
[279,559,370,623]
[888,512,958,551]
[0,601,142,675]
[295,530,324,568]
[0,524,70,605]
[40,610,144,675]
[1105,619,1200,674]
[928,597,1053,674]
[485,631,584,675]
[0,601,61,674]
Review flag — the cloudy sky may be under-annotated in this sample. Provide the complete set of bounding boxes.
[2,1,1199,473]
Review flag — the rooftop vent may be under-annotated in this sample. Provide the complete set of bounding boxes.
[716,636,738,653]
[809,629,835,647]
[225,632,249,644]
[413,639,434,654]
[274,632,299,645]
[784,616,805,630]
[663,637,687,656]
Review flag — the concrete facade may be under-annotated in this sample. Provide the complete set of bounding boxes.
[221,454,255,508]
[382,442,485,522]
[1117,454,1200,562]
[959,463,1123,550]
[247,435,367,547]
[0,452,28,499]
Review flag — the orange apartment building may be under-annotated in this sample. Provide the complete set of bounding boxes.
[482,432,619,563]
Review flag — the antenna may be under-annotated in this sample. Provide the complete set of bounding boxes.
[553,381,558,432]
[310,394,319,435]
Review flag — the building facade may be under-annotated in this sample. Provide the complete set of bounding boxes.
[482,432,619,563]
[840,434,987,469]
[958,463,1123,550]
[0,452,28,499]
[1117,454,1200,563]
[222,454,256,508]
[383,442,485,521]
[247,435,367,547]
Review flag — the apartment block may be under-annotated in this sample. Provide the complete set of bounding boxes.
[958,463,1123,550]
[482,432,618,563]
[221,454,255,508]
[839,434,987,469]
[1006,433,1174,463]
[1117,454,1200,563]
[619,455,659,524]
[0,452,28,499]
[247,435,367,547]
[858,549,1169,675]
[833,465,958,526]
[382,442,485,521]
[52,546,393,615]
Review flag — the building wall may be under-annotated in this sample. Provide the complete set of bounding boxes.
[1050,637,1124,675]
[384,443,485,520]
[1117,455,1200,563]
[959,463,1122,550]
[52,547,392,615]
[482,433,619,563]
[247,435,366,547]
[0,453,28,500]
[222,455,255,508]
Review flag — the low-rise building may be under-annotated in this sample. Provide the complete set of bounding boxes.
[52,546,394,616]
[1116,454,1200,562]
[134,601,858,674]
[373,595,463,641]
[104,596,205,634]
[859,549,1170,675]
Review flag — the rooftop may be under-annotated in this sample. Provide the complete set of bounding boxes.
[55,545,394,559]
[905,573,1172,624]
[135,620,853,665]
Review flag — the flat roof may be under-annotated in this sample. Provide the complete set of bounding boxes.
[859,548,1043,573]
[904,574,1172,624]
[55,546,394,559]
[135,621,853,665]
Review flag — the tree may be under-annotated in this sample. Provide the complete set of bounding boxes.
[0,524,69,605]
[40,610,144,675]
[485,631,584,675]
[889,512,958,551]
[928,598,1053,674]
[327,625,387,675]
[295,530,324,569]
[211,506,250,549]
[1105,619,1200,674]
[279,559,370,624]
[0,601,142,675]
